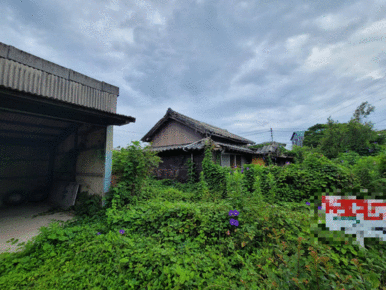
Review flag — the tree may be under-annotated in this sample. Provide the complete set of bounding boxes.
[319,116,349,159]
[345,118,377,155]
[351,101,375,124]
[318,102,378,159]
[303,123,328,148]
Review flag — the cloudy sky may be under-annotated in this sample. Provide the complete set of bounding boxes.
[1,0,386,149]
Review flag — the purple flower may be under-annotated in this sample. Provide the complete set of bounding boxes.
[119,229,125,234]
[247,167,249,170]
[306,202,310,206]
[229,210,239,216]
[230,219,239,227]
[318,206,322,210]
[374,142,377,144]
[341,160,344,163]
[97,232,101,235]
[241,170,244,173]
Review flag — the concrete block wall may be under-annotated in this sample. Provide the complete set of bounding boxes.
[75,124,107,197]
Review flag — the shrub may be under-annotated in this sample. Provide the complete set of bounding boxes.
[71,191,103,218]
[352,156,380,187]
[196,171,209,201]
[226,167,245,200]
[201,144,227,198]
[106,141,161,208]
[185,158,196,184]
[332,151,361,168]
[286,145,317,164]
[242,164,264,193]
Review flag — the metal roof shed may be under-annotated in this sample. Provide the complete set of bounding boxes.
[0,42,135,209]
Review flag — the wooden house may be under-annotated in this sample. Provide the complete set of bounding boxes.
[141,108,293,182]
[141,108,259,182]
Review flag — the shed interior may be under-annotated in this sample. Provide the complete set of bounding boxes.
[0,101,109,210]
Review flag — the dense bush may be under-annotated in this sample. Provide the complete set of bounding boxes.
[240,151,361,204]
[201,144,228,199]
[106,141,161,209]
[242,164,264,193]
[2,186,385,289]
[185,157,196,184]
[2,140,386,289]
[70,191,104,218]
[351,153,386,198]
[332,150,361,168]
[287,145,317,164]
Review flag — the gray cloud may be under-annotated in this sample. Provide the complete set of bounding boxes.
[1,0,386,149]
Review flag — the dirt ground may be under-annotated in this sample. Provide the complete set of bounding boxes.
[0,201,75,255]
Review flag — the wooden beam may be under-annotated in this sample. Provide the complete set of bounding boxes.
[0,129,59,137]
[0,119,66,130]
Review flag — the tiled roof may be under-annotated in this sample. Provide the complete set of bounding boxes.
[149,138,255,154]
[215,142,256,154]
[247,141,290,156]
[141,108,255,144]
[149,138,208,152]
[149,138,293,159]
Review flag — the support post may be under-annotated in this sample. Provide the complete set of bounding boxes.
[103,125,114,207]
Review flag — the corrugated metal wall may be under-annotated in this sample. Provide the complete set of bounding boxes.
[0,58,117,113]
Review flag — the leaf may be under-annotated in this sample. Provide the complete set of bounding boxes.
[43,243,51,251]
[119,258,129,263]
[365,272,380,289]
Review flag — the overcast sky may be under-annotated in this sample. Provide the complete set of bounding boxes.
[1,0,386,150]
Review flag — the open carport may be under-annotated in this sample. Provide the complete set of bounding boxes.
[0,42,135,254]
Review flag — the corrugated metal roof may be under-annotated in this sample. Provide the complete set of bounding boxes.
[142,108,256,144]
[215,142,256,154]
[0,42,119,113]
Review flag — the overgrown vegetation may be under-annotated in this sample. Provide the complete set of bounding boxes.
[201,141,228,199]
[1,104,386,289]
[106,141,161,209]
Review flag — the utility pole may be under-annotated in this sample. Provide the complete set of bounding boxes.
[270,128,273,143]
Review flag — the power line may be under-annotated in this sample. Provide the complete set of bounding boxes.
[375,118,386,125]
[305,77,386,125]
[237,129,271,135]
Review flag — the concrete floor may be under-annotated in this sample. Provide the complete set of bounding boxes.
[0,201,75,255]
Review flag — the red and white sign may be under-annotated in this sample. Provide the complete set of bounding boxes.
[321,196,386,247]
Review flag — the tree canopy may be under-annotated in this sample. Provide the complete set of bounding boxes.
[305,102,381,159]
[303,123,328,148]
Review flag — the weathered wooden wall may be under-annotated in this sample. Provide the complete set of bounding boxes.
[152,120,203,147]
[153,150,205,182]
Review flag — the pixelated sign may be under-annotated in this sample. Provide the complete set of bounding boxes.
[321,195,386,247]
